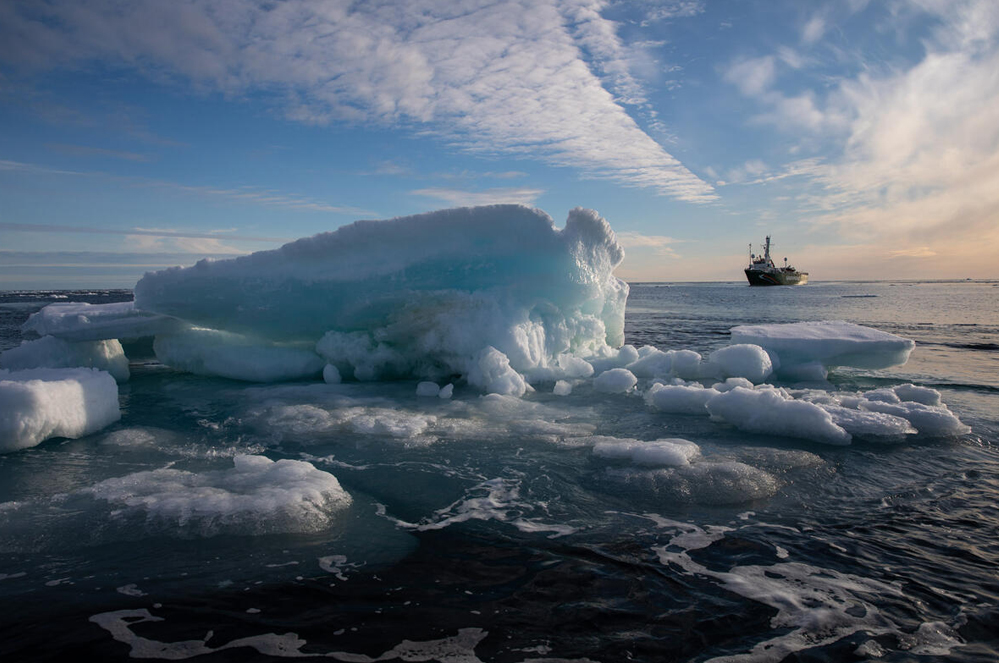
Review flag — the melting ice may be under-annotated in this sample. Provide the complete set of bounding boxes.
[0,204,968,457]
[0,204,983,662]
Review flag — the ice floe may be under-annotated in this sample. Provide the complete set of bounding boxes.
[0,368,121,453]
[84,455,351,537]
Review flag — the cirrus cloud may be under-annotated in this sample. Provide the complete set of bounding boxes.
[0,0,715,202]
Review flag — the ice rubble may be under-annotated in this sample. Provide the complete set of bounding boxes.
[0,368,121,452]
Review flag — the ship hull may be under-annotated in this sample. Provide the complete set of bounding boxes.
[745,268,809,286]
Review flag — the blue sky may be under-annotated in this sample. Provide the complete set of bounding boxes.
[2,0,998,288]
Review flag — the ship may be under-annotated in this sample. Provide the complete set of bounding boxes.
[745,235,808,286]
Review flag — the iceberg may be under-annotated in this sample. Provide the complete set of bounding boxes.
[0,367,121,453]
[730,321,916,379]
[126,205,627,391]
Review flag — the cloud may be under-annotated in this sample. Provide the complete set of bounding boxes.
[717,0,999,278]
[0,0,715,202]
[801,15,827,45]
[0,221,290,244]
[410,187,545,207]
[615,231,682,257]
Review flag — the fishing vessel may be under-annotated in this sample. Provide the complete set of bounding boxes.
[745,236,808,286]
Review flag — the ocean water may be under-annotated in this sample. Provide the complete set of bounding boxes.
[1,281,998,662]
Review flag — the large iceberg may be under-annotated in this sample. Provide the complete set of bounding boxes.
[27,205,628,393]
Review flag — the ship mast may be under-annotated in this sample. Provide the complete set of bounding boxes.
[763,235,772,264]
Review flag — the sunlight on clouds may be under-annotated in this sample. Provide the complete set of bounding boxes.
[124,229,248,255]
[0,0,715,202]
[721,0,999,277]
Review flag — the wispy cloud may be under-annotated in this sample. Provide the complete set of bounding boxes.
[411,187,545,207]
[615,231,682,257]
[0,0,715,202]
[0,221,290,244]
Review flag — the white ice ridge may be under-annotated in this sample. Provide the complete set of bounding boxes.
[730,321,916,380]
[645,380,968,445]
[0,368,121,453]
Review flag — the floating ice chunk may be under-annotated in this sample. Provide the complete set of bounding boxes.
[592,436,701,466]
[624,347,674,378]
[154,328,325,382]
[605,462,779,505]
[817,403,917,442]
[553,380,573,396]
[465,346,530,396]
[322,364,342,384]
[84,455,351,537]
[22,301,184,342]
[860,400,970,437]
[705,344,773,383]
[706,386,852,445]
[645,382,719,414]
[133,206,628,392]
[592,368,637,394]
[730,321,915,375]
[893,383,942,406]
[588,344,640,374]
[0,368,121,453]
[668,349,703,380]
[1,335,130,382]
[711,377,755,392]
[416,381,441,397]
[439,384,454,399]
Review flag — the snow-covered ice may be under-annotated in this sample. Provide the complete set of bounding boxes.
[730,320,915,379]
[0,368,121,453]
[1,335,130,382]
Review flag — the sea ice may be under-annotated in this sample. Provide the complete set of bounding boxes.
[704,343,774,383]
[705,386,852,445]
[592,368,637,393]
[22,301,184,342]
[645,382,719,414]
[1,335,130,382]
[730,320,915,378]
[84,455,352,537]
[591,436,701,466]
[0,368,121,453]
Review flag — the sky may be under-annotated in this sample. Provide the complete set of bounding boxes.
[1,0,998,288]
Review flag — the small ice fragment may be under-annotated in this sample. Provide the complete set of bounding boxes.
[593,368,637,394]
[416,381,440,397]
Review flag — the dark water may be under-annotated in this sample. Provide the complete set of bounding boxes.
[1,282,997,662]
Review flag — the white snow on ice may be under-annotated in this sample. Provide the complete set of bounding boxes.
[0,368,121,453]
